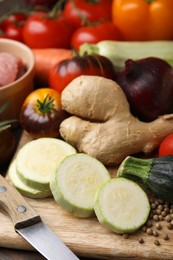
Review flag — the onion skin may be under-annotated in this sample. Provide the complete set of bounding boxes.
[115,57,173,122]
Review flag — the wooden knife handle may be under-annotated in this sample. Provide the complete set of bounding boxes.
[0,175,41,229]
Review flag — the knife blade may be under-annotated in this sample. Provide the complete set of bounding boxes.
[0,175,79,260]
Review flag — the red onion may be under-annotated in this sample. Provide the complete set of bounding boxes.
[115,57,173,122]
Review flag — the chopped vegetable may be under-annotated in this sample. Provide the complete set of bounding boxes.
[117,155,173,203]
[94,178,150,233]
[9,160,52,199]
[60,75,173,165]
[15,138,77,191]
[79,40,173,69]
[50,153,111,218]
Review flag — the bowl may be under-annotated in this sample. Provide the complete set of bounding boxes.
[0,39,35,120]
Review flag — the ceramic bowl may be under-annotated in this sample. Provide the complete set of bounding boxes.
[0,39,35,120]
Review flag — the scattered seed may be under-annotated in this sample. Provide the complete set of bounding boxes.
[153,215,159,222]
[151,203,156,209]
[163,234,169,241]
[165,215,172,222]
[138,238,144,244]
[153,230,159,237]
[146,220,152,227]
[161,211,167,217]
[141,226,147,232]
[154,240,160,246]
[167,223,173,230]
[159,215,164,221]
[155,223,162,230]
[123,234,129,239]
[146,228,153,235]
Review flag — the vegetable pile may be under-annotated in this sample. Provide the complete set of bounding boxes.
[4,0,173,239]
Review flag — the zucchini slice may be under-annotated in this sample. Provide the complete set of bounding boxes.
[16,138,77,190]
[50,153,111,218]
[94,178,150,233]
[9,160,52,199]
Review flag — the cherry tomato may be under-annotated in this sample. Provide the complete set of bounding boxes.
[20,88,68,138]
[5,23,24,42]
[159,133,173,156]
[2,13,28,28]
[71,21,121,50]
[63,0,112,29]
[49,54,116,93]
[22,12,75,48]
[112,0,173,41]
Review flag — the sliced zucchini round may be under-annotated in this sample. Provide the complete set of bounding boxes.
[16,138,77,190]
[50,153,111,218]
[9,160,52,199]
[94,177,150,233]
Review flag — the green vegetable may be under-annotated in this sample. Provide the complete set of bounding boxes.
[50,153,111,218]
[94,178,150,233]
[9,160,52,199]
[117,155,173,203]
[16,138,76,191]
[80,40,173,69]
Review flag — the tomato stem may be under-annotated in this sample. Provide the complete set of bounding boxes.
[37,95,55,113]
[49,0,65,18]
[146,0,155,3]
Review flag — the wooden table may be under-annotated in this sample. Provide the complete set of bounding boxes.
[0,247,96,260]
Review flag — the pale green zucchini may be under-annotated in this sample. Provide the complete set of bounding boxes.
[9,160,52,199]
[80,40,173,69]
[50,153,111,218]
[94,178,150,233]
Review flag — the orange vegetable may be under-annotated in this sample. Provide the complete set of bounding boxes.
[32,48,73,86]
[112,0,173,41]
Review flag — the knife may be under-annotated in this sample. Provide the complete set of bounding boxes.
[0,175,79,260]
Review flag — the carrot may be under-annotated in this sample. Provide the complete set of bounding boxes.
[32,48,73,87]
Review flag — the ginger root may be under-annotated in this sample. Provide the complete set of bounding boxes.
[60,75,173,165]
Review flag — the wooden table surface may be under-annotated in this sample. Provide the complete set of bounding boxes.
[0,247,96,260]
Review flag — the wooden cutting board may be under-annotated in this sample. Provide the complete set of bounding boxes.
[1,131,173,260]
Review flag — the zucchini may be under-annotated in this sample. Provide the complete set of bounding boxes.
[9,160,52,199]
[94,178,150,233]
[50,153,111,218]
[16,138,77,191]
[117,155,173,203]
[80,40,173,69]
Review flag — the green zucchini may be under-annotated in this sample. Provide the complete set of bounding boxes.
[117,155,173,203]
[80,40,173,69]
[94,178,150,233]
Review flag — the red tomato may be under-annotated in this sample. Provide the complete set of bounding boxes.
[63,0,112,29]
[2,13,27,28]
[20,88,68,138]
[5,23,24,42]
[159,133,173,156]
[22,12,75,48]
[71,21,121,50]
[49,54,116,93]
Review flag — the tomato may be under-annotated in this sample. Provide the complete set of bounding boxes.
[71,21,121,50]
[63,0,112,29]
[159,133,173,156]
[49,54,116,93]
[5,23,24,42]
[2,13,28,28]
[22,12,75,48]
[20,88,68,138]
[112,0,173,41]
